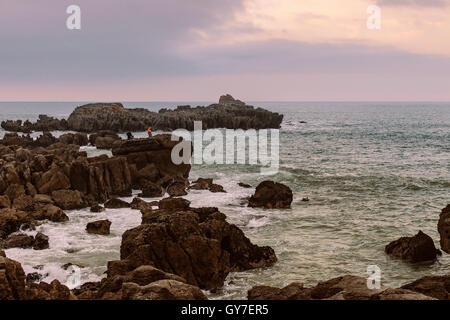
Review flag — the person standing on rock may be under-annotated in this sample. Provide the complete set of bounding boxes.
[126,132,134,140]
[147,127,152,137]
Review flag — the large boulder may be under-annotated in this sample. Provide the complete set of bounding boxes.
[385,231,441,263]
[117,206,277,290]
[0,234,34,249]
[32,232,49,250]
[138,182,164,198]
[104,198,130,209]
[58,133,88,146]
[0,208,30,239]
[438,204,450,254]
[248,181,293,209]
[32,204,69,222]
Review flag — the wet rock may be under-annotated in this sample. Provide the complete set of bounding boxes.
[249,275,388,300]
[51,189,86,210]
[58,133,89,146]
[401,275,450,300]
[121,280,207,300]
[138,182,164,198]
[86,220,111,235]
[26,272,44,283]
[158,197,190,210]
[33,194,54,205]
[0,255,27,299]
[130,198,153,211]
[32,204,69,222]
[248,181,293,209]
[0,208,30,239]
[385,230,441,263]
[104,198,130,209]
[61,263,85,270]
[370,288,436,300]
[0,234,34,249]
[167,182,188,197]
[189,178,226,193]
[90,204,105,213]
[25,279,74,300]
[33,232,49,250]
[438,204,450,254]
[238,182,252,188]
[35,166,71,194]
[119,206,277,290]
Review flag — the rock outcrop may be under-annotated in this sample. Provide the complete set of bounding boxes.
[248,181,293,209]
[385,231,441,263]
[248,275,436,300]
[109,203,277,290]
[65,96,282,133]
[438,204,450,254]
[189,178,225,193]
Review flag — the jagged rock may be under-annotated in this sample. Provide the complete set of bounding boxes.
[0,208,30,239]
[61,263,85,270]
[189,178,225,193]
[248,282,307,300]
[401,275,450,300]
[438,204,450,254]
[33,232,49,250]
[90,204,105,213]
[167,182,188,197]
[104,198,130,209]
[90,131,121,149]
[58,133,88,146]
[1,234,34,249]
[138,182,164,198]
[118,206,277,290]
[86,220,111,235]
[25,279,73,300]
[1,115,67,133]
[0,255,26,299]
[51,190,86,210]
[385,231,441,263]
[32,204,69,222]
[248,181,293,209]
[130,198,153,211]
[35,166,71,194]
[33,194,54,205]
[121,280,207,300]
[12,195,34,211]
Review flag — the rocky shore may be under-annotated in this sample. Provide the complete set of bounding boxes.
[0,102,448,301]
[1,95,283,133]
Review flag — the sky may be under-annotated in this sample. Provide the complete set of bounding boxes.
[0,0,450,101]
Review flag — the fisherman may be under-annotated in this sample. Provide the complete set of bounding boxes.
[147,126,152,137]
[126,132,134,140]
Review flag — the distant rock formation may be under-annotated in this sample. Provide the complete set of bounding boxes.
[248,181,293,209]
[1,95,283,133]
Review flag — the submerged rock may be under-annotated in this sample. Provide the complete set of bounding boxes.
[385,230,441,263]
[248,181,293,209]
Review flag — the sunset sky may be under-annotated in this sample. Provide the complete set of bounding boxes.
[1,0,450,101]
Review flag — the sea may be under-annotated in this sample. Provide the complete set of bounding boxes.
[0,101,449,299]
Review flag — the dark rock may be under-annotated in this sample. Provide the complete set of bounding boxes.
[0,255,27,299]
[248,181,293,209]
[401,275,450,300]
[33,232,49,250]
[158,197,190,210]
[130,198,153,211]
[86,220,111,235]
[0,195,10,209]
[0,208,30,239]
[438,204,450,254]
[51,189,86,210]
[138,182,164,198]
[238,182,252,188]
[66,96,282,132]
[385,230,441,263]
[104,198,130,209]
[58,133,89,146]
[1,234,34,249]
[32,204,69,222]
[121,280,207,300]
[190,178,225,193]
[167,182,188,197]
[118,206,277,290]
[90,204,105,213]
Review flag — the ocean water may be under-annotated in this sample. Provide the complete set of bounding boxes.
[1,101,449,299]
